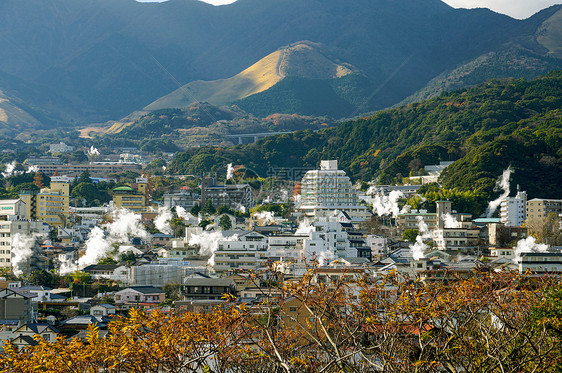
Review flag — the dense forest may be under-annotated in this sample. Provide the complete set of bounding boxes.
[168,71,562,201]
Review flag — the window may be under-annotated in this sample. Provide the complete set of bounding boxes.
[289,306,297,312]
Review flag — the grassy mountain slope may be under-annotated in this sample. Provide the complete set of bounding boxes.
[0,0,555,127]
[144,41,356,114]
[168,71,562,200]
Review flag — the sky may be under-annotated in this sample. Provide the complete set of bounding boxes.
[136,0,562,20]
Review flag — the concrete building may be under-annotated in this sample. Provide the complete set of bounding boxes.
[0,218,49,271]
[500,187,527,227]
[298,160,369,222]
[49,142,74,153]
[19,176,71,228]
[518,251,562,274]
[526,198,562,227]
[112,178,149,213]
[163,190,200,210]
[201,177,253,211]
[33,162,142,177]
[0,288,33,324]
[214,231,269,273]
[0,200,27,217]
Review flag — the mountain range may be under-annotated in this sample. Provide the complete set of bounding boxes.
[1,0,562,133]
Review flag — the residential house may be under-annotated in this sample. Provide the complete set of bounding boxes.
[114,286,165,307]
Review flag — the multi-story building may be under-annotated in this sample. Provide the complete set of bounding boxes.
[500,187,527,227]
[19,176,70,228]
[48,142,74,154]
[0,217,49,270]
[214,231,268,273]
[33,162,142,177]
[526,198,562,227]
[518,251,562,274]
[201,178,253,211]
[112,178,149,213]
[298,160,369,222]
[0,200,27,218]
[163,190,200,210]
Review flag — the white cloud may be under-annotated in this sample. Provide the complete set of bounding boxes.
[442,0,562,19]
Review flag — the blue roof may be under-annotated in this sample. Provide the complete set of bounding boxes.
[473,218,501,224]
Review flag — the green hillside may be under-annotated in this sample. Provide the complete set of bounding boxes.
[168,71,562,200]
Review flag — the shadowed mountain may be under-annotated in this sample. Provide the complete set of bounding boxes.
[0,0,561,129]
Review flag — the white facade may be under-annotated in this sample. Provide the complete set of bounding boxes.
[214,232,269,273]
[0,219,47,270]
[49,142,74,153]
[267,234,306,262]
[298,160,369,222]
[518,251,562,274]
[366,235,387,260]
[0,200,26,218]
[500,189,526,227]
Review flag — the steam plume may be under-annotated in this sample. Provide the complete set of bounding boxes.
[154,205,173,235]
[87,146,100,157]
[486,167,512,217]
[226,163,234,180]
[513,236,549,263]
[295,219,315,235]
[442,213,460,228]
[11,233,46,277]
[409,216,431,260]
[188,231,239,267]
[371,190,404,217]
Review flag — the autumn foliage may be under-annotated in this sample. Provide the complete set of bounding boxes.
[1,270,561,372]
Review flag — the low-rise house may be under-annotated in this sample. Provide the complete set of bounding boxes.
[114,286,165,307]
[90,304,117,319]
[12,323,59,342]
[152,233,175,246]
[83,264,128,282]
[183,278,236,300]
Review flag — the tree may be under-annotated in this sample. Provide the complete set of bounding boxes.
[190,204,201,215]
[78,170,92,184]
[402,228,418,242]
[218,215,232,230]
[201,200,216,215]
[1,270,560,372]
[71,182,98,206]
[32,172,44,188]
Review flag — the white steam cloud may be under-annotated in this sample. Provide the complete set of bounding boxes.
[62,208,151,274]
[87,146,100,157]
[442,213,460,228]
[226,163,234,180]
[513,236,549,263]
[188,231,239,267]
[154,205,173,235]
[317,249,334,267]
[295,219,315,235]
[11,233,46,277]
[253,211,275,225]
[371,190,404,217]
[2,161,18,178]
[26,165,39,174]
[176,206,200,225]
[409,216,431,260]
[486,167,512,218]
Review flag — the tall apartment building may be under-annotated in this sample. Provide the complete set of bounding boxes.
[163,190,200,210]
[298,160,369,222]
[526,198,562,227]
[500,187,527,227]
[19,176,70,228]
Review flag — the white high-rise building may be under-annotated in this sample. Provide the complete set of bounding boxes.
[500,186,527,227]
[298,160,369,222]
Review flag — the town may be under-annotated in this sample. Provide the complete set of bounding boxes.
[0,144,559,349]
